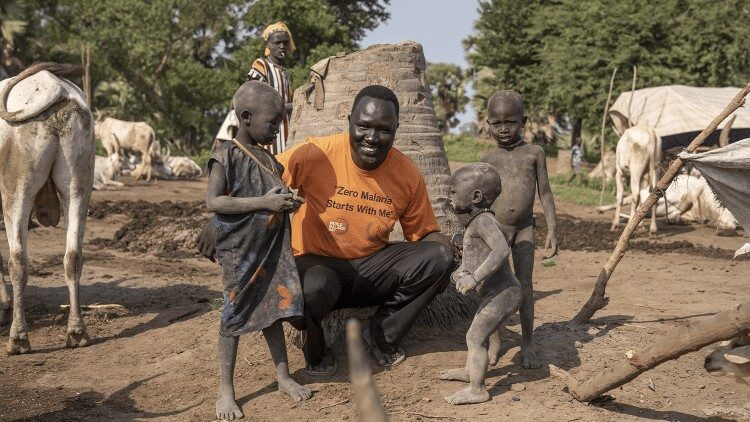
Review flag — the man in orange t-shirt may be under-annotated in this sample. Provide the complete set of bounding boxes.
[277,85,451,374]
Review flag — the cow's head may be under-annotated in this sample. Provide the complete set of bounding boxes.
[704,334,750,382]
[716,206,739,233]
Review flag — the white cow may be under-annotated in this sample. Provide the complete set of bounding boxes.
[95,117,159,181]
[598,174,739,231]
[163,146,202,179]
[0,62,95,354]
[93,155,125,190]
[612,125,662,234]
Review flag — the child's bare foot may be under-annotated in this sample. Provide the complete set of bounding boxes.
[216,387,243,420]
[521,346,541,369]
[278,377,312,401]
[439,367,469,382]
[444,386,490,405]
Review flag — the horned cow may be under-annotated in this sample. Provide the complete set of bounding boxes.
[0,62,95,354]
[95,117,159,181]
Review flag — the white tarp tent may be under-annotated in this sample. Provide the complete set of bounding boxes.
[609,85,750,137]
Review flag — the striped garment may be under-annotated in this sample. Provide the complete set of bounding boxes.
[248,58,292,155]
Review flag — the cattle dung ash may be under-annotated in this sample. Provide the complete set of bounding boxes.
[89,200,210,258]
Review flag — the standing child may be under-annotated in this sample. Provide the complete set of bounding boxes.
[207,81,310,421]
[439,163,522,405]
[480,90,558,369]
[569,137,583,182]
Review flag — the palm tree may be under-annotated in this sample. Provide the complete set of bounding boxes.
[0,0,29,78]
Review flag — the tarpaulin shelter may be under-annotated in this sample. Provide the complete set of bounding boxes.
[679,139,750,259]
[609,85,750,150]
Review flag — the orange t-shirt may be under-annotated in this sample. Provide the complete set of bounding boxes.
[276,133,439,259]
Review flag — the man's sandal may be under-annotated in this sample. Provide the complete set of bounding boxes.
[306,348,337,376]
[362,327,406,369]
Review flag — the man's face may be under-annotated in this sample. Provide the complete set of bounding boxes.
[267,31,290,62]
[241,99,284,145]
[348,97,398,170]
[449,172,475,215]
[486,101,527,146]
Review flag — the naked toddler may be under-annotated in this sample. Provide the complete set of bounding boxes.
[439,163,522,405]
[481,90,558,369]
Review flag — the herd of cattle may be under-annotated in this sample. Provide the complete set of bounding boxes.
[599,124,740,234]
[93,117,203,189]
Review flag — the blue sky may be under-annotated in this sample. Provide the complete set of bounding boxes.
[361,0,480,127]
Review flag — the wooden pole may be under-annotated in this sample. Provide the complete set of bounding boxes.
[553,301,750,401]
[346,319,387,422]
[598,67,618,206]
[626,65,637,127]
[572,83,750,325]
[719,114,736,148]
[85,44,91,105]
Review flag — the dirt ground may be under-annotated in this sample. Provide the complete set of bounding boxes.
[0,174,748,422]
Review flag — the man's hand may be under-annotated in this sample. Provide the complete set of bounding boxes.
[544,230,558,259]
[262,187,296,213]
[455,273,478,295]
[196,219,217,262]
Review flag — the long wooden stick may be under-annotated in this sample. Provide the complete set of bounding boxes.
[626,65,637,128]
[346,319,387,422]
[553,301,749,401]
[572,82,750,325]
[599,67,618,206]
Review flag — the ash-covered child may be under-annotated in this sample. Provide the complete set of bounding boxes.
[481,90,558,369]
[439,163,522,405]
[207,81,310,421]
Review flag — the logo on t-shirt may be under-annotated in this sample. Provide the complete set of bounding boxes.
[328,218,348,234]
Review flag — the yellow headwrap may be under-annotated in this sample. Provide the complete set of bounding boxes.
[262,22,296,57]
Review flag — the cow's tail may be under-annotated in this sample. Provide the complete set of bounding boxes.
[0,62,84,123]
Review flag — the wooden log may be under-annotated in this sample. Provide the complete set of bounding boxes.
[346,319,388,422]
[599,67,618,206]
[572,82,750,325]
[552,301,750,402]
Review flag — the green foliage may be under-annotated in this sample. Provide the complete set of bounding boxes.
[191,148,213,169]
[443,133,494,163]
[549,175,617,207]
[466,0,750,134]
[94,139,106,157]
[17,0,389,153]
[426,62,469,132]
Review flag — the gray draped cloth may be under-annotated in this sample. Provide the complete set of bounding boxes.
[679,139,750,259]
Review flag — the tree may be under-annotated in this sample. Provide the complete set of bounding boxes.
[464,0,545,123]
[0,0,29,77]
[465,0,750,140]
[19,0,390,153]
[426,62,468,132]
